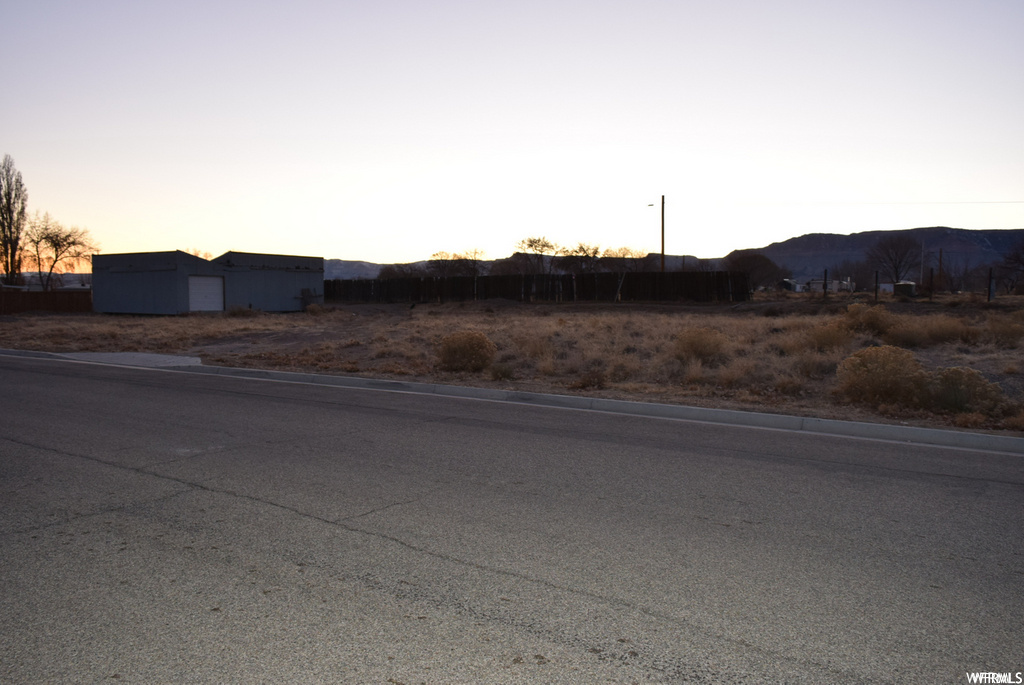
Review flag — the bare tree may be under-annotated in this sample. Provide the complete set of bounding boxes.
[828,258,873,291]
[427,251,458,278]
[601,247,647,272]
[1002,239,1024,275]
[556,242,602,274]
[866,234,922,283]
[378,262,429,279]
[1,154,28,285]
[23,212,98,291]
[455,248,487,277]
[185,248,214,260]
[992,240,1024,294]
[943,254,974,293]
[995,266,1020,295]
[428,249,487,277]
[515,236,561,274]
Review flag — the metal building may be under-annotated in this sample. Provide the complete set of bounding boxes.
[92,250,324,314]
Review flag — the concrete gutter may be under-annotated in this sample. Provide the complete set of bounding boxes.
[5,349,1023,455]
[60,351,204,367]
[184,364,1024,454]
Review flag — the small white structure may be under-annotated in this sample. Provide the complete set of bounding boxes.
[893,281,917,297]
[806,279,848,293]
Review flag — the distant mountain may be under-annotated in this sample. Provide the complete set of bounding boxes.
[325,227,1023,282]
[324,259,383,280]
[752,227,1024,281]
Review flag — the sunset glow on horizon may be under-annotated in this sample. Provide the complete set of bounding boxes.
[5,0,1022,264]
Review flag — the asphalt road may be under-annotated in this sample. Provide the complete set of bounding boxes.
[1,354,1022,683]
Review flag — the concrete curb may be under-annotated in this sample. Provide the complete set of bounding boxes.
[61,351,204,367]
[182,362,1024,455]
[3,348,1022,455]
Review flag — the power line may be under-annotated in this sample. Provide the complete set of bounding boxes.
[724,199,1024,207]
[853,200,1024,205]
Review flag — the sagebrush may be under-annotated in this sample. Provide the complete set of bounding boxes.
[437,330,496,372]
[835,346,928,408]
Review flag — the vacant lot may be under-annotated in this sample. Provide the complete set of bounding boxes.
[3,293,1023,432]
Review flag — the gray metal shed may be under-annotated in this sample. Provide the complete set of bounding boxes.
[92,250,324,314]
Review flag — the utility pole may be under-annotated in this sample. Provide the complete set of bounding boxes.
[648,195,666,272]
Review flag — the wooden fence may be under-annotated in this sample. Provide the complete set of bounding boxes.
[0,290,93,314]
[325,271,749,304]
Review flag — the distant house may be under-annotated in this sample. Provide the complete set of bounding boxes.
[805,279,854,293]
[92,250,323,314]
[19,272,92,292]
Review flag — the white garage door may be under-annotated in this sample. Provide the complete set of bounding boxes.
[188,276,224,312]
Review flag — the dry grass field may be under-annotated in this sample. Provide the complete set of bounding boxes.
[3,293,1023,433]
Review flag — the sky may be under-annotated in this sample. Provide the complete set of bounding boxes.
[4,0,1023,264]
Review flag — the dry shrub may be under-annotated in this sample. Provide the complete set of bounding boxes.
[768,317,825,356]
[716,358,777,390]
[568,369,606,390]
[304,303,327,316]
[844,304,895,336]
[1002,409,1024,431]
[608,361,640,383]
[227,305,258,317]
[792,350,842,379]
[952,412,987,428]
[837,346,1008,416]
[489,362,515,381]
[773,375,805,396]
[804,321,850,352]
[880,322,930,348]
[835,346,928,408]
[516,335,551,359]
[681,360,709,385]
[715,359,756,389]
[927,315,974,344]
[294,342,338,368]
[537,358,559,376]
[376,361,414,375]
[984,316,1024,349]
[437,330,496,372]
[928,367,1005,415]
[674,327,730,367]
[880,315,974,348]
